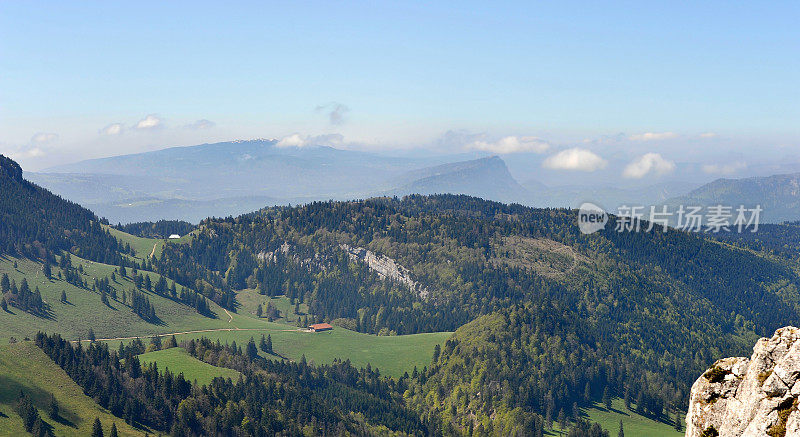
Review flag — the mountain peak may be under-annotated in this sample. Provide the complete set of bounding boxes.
[0,155,24,182]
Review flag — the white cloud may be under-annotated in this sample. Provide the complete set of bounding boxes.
[702,161,747,175]
[276,133,306,148]
[542,148,607,172]
[134,114,162,130]
[31,132,58,144]
[437,131,550,154]
[699,132,717,138]
[276,133,344,148]
[629,132,678,141]
[315,103,350,125]
[185,119,215,130]
[622,153,676,179]
[466,136,550,154]
[100,123,124,135]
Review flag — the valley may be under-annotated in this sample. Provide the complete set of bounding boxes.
[3,154,800,435]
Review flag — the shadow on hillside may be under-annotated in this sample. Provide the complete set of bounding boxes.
[264,350,290,361]
[52,413,77,428]
[580,401,678,428]
[0,375,74,428]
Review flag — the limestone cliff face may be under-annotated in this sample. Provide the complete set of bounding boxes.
[686,327,800,436]
[340,244,429,299]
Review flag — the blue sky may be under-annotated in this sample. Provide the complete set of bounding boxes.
[1,1,798,179]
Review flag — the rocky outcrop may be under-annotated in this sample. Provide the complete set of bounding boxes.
[686,327,800,436]
[340,244,429,299]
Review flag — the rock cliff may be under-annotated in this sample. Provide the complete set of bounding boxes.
[340,244,429,299]
[686,327,800,436]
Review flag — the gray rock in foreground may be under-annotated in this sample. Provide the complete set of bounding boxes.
[686,327,800,436]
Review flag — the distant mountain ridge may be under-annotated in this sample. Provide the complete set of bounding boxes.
[30,139,542,223]
[665,172,800,223]
[38,138,800,225]
[387,156,531,204]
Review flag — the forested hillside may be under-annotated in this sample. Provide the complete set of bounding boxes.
[0,155,128,262]
[4,152,800,435]
[151,194,800,432]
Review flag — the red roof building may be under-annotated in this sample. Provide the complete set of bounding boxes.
[309,323,333,332]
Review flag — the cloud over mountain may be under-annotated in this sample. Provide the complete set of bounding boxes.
[135,114,162,130]
[542,148,607,171]
[100,123,124,135]
[623,153,675,178]
[466,136,550,154]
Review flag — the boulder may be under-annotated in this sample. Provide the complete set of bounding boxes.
[686,327,800,436]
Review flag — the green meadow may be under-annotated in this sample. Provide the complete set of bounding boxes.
[108,319,449,378]
[0,342,144,436]
[235,289,309,324]
[0,254,244,342]
[137,346,242,386]
[581,398,683,437]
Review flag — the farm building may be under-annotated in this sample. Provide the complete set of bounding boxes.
[309,323,333,332]
[168,234,181,239]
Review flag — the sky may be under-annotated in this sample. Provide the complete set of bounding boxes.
[1,1,798,183]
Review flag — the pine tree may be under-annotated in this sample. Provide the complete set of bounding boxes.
[266,334,272,354]
[1,274,9,293]
[48,394,59,419]
[61,290,67,303]
[256,304,263,317]
[92,417,104,437]
[618,419,624,437]
[43,262,51,279]
[109,423,119,437]
[246,337,258,359]
[1,298,6,312]
[88,328,96,342]
[674,411,683,431]
[557,409,567,430]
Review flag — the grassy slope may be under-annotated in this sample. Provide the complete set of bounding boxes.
[105,226,194,261]
[0,342,144,436]
[581,398,682,437]
[0,255,243,342]
[0,253,446,376]
[105,226,164,260]
[235,289,309,324]
[137,346,241,386]
[110,319,449,378]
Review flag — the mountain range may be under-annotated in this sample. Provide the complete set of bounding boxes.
[26,139,800,226]
[663,172,800,223]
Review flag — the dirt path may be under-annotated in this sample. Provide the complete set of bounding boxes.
[71,326,305,344]
[224,308,233,323]
[148,242,157,258]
